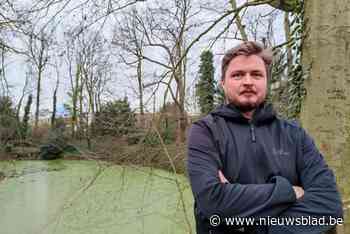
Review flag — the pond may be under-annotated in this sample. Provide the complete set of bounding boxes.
[0,160,195,234]
[1,160,349,234]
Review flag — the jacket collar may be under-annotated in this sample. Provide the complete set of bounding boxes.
[211,102,276,126]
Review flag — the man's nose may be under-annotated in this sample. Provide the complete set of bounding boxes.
[242,74,253,85]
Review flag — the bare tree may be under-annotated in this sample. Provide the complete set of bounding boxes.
[62,19,112,142]
[0,43,9,96]
[26,29,51,130]
[112,0,274,144]
[15,67,34,120]
[113,8,147,127]
[50,49,64,128]
[62,31,81,138]
[122,0,196,144]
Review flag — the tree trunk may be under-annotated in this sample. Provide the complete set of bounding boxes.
[175,38,187,145]
[34,67,43,130]
[78,80,84,139]
[300,0,350,216]
[22,94,32,140]
[137,56,145,128]
[0,46,9,96]
[230,0,248,41]
[16,95,24,121]
[51,77,59,128]
[33,36,47,131]
[71,64,80,138]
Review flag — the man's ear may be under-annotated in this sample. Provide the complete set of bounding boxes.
[220,79,226,93]
[220,79,228,105]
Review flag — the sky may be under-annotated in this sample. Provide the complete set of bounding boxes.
[2,0,286,117]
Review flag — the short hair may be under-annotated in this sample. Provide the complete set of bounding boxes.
[221,41,273,80]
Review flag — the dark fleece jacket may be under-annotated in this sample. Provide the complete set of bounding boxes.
[187,103,343,234]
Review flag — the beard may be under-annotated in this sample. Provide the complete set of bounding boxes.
[235,102,258,113]
[226,94,263,113]
[232,100,258,113]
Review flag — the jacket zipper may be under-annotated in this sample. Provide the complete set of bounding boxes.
[250,123,256,142]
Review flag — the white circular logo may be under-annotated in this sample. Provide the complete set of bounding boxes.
[209,214,221,227]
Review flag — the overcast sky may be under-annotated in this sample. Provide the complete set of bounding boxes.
[2,0,286,116]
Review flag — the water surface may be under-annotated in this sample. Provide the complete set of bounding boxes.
[0,160,195,234]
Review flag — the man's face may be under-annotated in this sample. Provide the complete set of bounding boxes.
[221,55,267,112]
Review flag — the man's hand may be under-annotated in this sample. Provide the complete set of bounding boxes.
[218,170,229,184]
[293,186,305,200]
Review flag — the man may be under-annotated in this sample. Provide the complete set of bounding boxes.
[187,41,343,234]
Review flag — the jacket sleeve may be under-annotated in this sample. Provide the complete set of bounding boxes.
[187,121,296,219]
[269,128,343,233]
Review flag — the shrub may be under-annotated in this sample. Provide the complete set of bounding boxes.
[0,96,21,147]
[39,118,69,160]
[92,98,136,137]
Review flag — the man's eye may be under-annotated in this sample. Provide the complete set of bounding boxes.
[252,73,263,79]
[231,74,242,79]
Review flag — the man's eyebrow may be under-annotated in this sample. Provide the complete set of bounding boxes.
[230,69,245,73]
[251,70,264,73]
[230,69,264,73]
